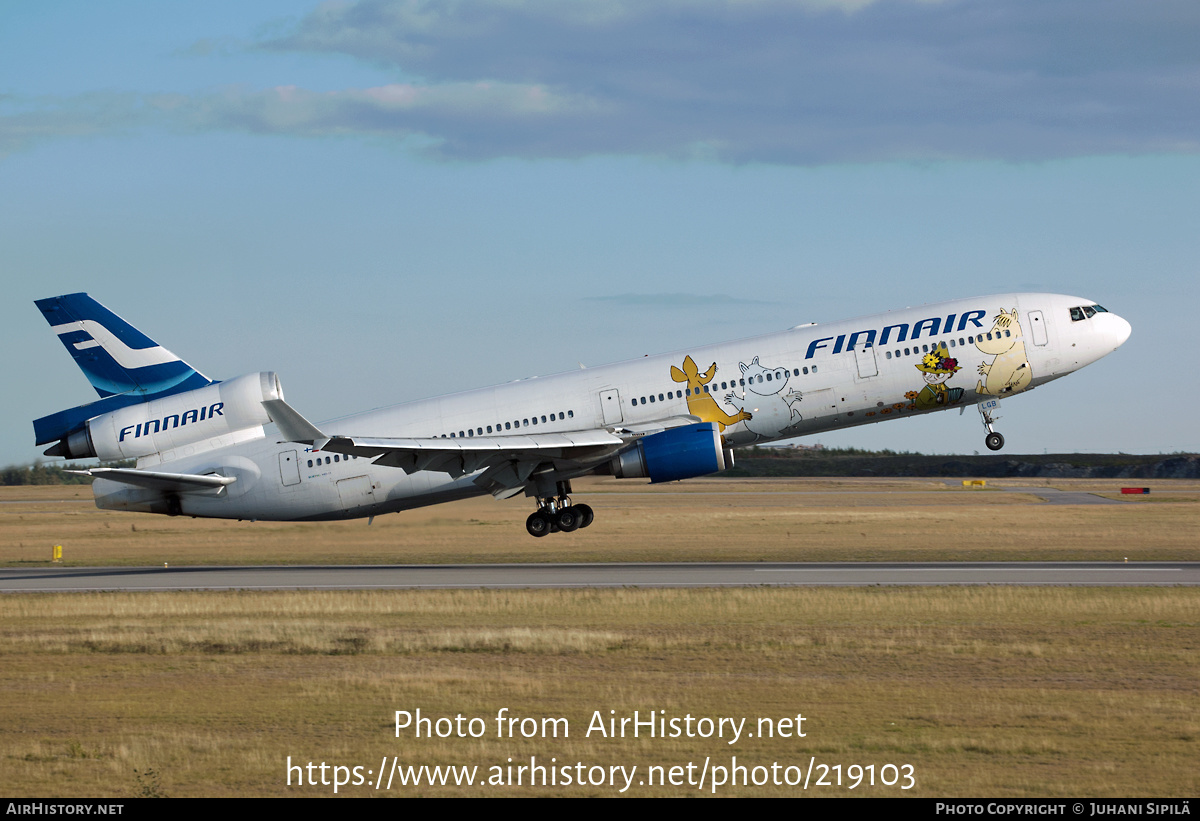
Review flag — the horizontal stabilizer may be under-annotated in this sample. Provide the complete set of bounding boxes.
[70,467,236,494]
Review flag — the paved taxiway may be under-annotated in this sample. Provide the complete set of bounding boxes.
[2,562,1197,592]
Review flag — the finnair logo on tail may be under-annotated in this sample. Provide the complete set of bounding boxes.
[51,320,179,369]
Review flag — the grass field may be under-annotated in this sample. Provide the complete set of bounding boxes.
[1,587,1196,797]
[3,477,1198,566]
[1,478,1197,797]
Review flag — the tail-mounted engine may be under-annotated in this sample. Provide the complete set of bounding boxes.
[45,372,283,461]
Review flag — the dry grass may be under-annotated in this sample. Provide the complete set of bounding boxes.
[0,587,1196,797]
[3,479,1197,797]
[3,477,1198,566]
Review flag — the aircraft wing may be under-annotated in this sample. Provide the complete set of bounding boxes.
[68,468,236,495]
[263,398,697,497]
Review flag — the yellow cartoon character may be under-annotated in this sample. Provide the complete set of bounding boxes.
[913,344,964,410]
[670,355,752,432]
[976,307,1033,396]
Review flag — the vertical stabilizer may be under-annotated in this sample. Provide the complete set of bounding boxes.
[35,293,212,399]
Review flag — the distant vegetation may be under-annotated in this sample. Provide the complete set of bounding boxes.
[0,461,133,486]
[730,446,1200,479]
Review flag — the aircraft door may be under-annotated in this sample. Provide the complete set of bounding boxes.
[337,475,377,512]
[854,345,878,378]
[279,450,301,486]
[1027,310,1048,346]
[599,389,623,426]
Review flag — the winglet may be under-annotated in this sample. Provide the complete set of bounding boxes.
[263,398,331,450]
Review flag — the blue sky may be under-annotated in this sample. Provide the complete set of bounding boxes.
[3,0,1198,466]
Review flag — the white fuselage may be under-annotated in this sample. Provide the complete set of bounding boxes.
[92,293,1130,520]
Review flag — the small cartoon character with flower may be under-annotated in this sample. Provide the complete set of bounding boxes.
[913,344,964,410]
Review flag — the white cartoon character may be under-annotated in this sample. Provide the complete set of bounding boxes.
[724,356,802,438]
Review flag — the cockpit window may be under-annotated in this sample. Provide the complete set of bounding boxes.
[1083,305,1096,319]
[1070,307,1085,321]
[1092,304,1108,313]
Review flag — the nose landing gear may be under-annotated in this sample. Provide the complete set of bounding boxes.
[978,401,1005,451]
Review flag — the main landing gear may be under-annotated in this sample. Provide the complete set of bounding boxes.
[978,402,1005,451]
[525,480,595,537]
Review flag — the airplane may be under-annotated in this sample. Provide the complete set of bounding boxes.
[33,292,1131,537]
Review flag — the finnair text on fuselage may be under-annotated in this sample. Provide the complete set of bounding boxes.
[805,309,988,358]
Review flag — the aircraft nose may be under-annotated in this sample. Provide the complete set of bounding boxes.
[1112,314,1132,348]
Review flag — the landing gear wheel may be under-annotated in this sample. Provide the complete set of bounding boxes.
[554,508,580,533]
[574,503,594,529]
[985,432,1005,451]
[526,511,552,538]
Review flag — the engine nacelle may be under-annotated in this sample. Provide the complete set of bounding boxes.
[55,372,283,461]
[610,422,729,483]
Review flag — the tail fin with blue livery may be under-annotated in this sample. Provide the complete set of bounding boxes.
[33,293,215,451]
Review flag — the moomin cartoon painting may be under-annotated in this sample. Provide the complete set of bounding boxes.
[670,355,751,432]
[723,356,803,439]
[975,308,1033,396]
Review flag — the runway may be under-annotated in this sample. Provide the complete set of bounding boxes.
[2,561,1197,592]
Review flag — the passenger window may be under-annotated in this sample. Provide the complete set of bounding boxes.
[334,454,340,462]
[803,367,809,374]
[541,416,547,423]
[766,373,772,382]
[568,410,573,418]
[793,369,799,376]
[468,429,474,437]
[487,425,492,433]
[886,351,892,359]
[325,457,331,464]
[505,422,511,430]
[307,460,313,467]
[523,419,529,427]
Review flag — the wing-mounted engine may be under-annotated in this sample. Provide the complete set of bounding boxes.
[608,422,731,482]
[44,372,284,461]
